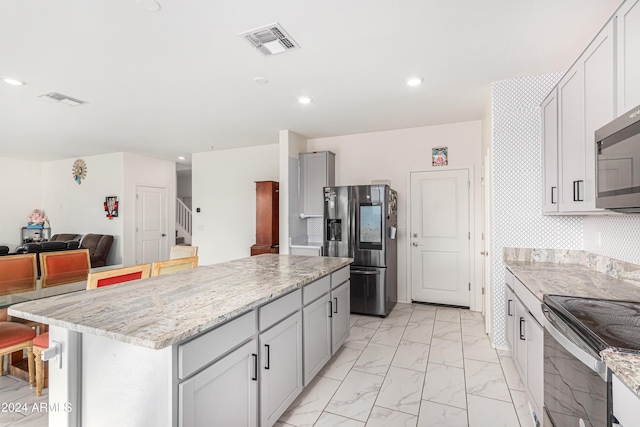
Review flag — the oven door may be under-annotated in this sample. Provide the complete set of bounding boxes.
[542,305,609,427]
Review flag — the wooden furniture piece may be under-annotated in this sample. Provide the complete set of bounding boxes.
[34,263,152,396]
[40,249,91,288]
[0,322,35,387]
[251,181,279,256]
[0,254,37,295]
[151,256,199,276]
[86,264,151,289]
[169,245,199,260]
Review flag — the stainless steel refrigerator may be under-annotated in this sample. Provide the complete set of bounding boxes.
[323,185,398,316]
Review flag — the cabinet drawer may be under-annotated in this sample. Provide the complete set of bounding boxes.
[178,311,256,380]
[303,275,330,305]
[514,278,543,325]
[259,289,301,331]
[331,267,350,289]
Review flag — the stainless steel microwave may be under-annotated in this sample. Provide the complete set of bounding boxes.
[595,104,640,212]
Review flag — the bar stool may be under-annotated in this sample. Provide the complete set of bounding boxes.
[0,322,35,387]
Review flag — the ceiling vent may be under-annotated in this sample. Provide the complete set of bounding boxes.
[239,23,299,56]
[38,92,86,107]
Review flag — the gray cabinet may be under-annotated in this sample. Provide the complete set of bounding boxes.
[303,293,332,385]
[260,311,303,427]
[526,312,544,415]
[330,280,350,353]
[541,89,559,214]
[299,151,335,217]
[504,281,515,353]
[616,0,640,115]
[179,339,258,427]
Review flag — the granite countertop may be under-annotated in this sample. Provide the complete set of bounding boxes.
[505,258,640,398]
[8,254,352,350]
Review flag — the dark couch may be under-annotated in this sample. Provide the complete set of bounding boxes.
[79,234,114,268]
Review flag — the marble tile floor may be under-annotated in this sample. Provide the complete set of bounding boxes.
[278,303,534,427]
[0,303,532,427]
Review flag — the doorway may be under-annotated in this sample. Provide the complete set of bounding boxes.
[410,169,471,307]
[135,185,168,264]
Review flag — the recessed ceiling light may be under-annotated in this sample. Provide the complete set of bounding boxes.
[406,76,424,86]
[254,77,269,85]
[298,96,313,104]
[2,77,26,86]
[177,156,186,160]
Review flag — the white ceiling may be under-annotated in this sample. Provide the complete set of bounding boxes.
[0,0,623,164]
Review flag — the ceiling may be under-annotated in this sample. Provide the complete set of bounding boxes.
[0,0,623,164]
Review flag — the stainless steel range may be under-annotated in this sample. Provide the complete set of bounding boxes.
[542,295,640,427]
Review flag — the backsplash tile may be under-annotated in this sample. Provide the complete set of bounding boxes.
[584,215,640,266]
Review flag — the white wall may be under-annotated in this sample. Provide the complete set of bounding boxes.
[122,152,177,266]
[308,121,483,308]
[192,144,279,265]
[42,153,125,265]
[0,157,42,249]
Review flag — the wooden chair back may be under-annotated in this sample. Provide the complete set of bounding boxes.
[0,254,37,296]
[86,264,152,290]
[151,256,198,277]
[169,245,198,260]
[40,249,91,288]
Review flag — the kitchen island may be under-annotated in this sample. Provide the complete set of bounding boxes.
[9,254,352,427]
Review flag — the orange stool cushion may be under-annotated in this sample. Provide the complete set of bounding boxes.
[0,322,36,349]
[33,332,49,349]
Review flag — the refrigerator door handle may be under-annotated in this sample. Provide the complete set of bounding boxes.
[351,270,380,275]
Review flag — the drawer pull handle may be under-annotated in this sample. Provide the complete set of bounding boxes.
[507,299,513,316]
[252,354,257,381]
[519,317,526,340]
[328,301,333,318]
[264,344,270,370]
[551,186,557,204]
[334,297,338,314]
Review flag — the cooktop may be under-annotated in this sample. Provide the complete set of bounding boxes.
[543,294,640,353]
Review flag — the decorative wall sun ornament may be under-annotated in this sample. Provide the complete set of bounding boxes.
[72,158,87,184]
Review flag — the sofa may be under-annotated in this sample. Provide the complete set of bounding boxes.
[79,234,114,268]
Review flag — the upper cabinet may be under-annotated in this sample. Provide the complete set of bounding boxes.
[543,10,621,215]
[617,0,640,114]
[557,21,614,213]
[541,89,558,214]
[299,151,335,217]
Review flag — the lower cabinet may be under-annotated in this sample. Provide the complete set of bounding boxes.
[179,339,258,427]
[504,269,544,421]
[331,280,350,353]
[260,311,303,427]
[303,293,332,386]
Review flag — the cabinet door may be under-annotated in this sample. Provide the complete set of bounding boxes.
[179,340,258,427]
[617,0,640,114]
[558,65,586,212]
[260,311,303,427]
[299,152,335,216]
[331,280,350,353]
[542,89,559,213]
[513,298,527,381]
[525,315,544,416]
[583,21,614,211]
[504,285,515,354]
[303,293,332,386]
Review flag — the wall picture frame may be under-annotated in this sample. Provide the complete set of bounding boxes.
[432,147,448,166]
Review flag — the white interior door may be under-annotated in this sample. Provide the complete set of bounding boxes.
[411,169,470,307]
[135,185,168,264]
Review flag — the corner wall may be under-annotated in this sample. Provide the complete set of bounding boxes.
[192,144,279,266]
[490,73,583,347]
[0,157,42,249]
[308,121,483,307]
[279,131,308,254]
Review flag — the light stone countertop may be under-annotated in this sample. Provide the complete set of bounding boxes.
[8,254,352,350]
[505,258,640,398]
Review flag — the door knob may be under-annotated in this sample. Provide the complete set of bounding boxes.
[480,251,488,256]
[412,242,418,247]
[161,233,167,237]
[412,233,418,238]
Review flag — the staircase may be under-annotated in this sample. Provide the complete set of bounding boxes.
[176,198,192,245]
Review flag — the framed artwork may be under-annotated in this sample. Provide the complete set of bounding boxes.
[432,147,448,166]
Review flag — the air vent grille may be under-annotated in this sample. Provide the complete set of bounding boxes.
[239,22,299,56]
[38,92,86,107]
